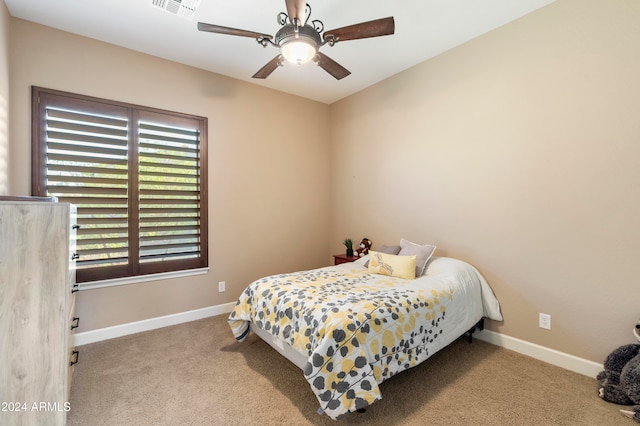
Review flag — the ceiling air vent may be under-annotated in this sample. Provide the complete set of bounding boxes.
[151,0,201,20]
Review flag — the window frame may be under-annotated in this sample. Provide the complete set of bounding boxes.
[31,86,208,283]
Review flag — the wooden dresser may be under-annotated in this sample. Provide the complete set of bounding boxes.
[0,201,78,426]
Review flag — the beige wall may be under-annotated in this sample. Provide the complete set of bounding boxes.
[7,19,332,332]
[4,0,639,364]
[0,1,9,193]
[330,0,640,363]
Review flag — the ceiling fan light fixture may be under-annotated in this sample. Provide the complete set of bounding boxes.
[275,23,321,66]
[281,39,317,65]
[197,2,395,80]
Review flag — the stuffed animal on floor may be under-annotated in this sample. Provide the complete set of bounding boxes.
[356,238,372,257]
[597,320,640,422]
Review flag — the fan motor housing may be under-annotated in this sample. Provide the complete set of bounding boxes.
[274,24,322,48]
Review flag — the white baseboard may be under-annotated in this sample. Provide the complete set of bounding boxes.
[475,329,603,378]
[74,307,604,379]
[73,302,236,346]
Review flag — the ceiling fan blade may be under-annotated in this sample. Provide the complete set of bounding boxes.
[285,0,306,25]
[197,22,271,40]
[323,17,395,43]
[315,52,351,80]
[252,56,282,79]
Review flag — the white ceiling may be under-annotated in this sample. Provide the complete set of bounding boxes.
[5,0,555,104]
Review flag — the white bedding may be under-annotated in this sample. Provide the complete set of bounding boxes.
[229,255,502,419]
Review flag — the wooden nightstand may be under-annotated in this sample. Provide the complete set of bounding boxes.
[333,254,360,265]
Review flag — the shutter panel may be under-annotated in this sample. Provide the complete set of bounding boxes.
[44,106,130,270]
[138,121,202,263]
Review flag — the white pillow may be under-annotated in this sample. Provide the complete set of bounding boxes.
[398,238,436,277]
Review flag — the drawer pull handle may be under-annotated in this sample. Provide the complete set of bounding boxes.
[72,224,80,230]
[71,317,80,330]
[72,284,79,293]
[70,350,79,366]
[71,253,80,260]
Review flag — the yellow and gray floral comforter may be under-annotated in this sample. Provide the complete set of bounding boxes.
[228,257,502,420]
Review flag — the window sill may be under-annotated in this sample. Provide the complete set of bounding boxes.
[77,268,210,291]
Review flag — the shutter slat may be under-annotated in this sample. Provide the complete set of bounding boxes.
[78,217,128,225]
[138,170,196,179]
[48,108,127,127]
[79,237,128,245]
[46,130,128,146]
[47,118,128,137]
[139,122,199,138]
[47,186,127,195]
[77,206,128,215]
[78,226,127,234]
[140,207,200,214]
[140,187,199,194]
[49,175,127,186]
[139,151,198,163]
[48,152,127,166]
[48,164,127,176]
[139,160,198,171]
[139,140,199,154]
[47,141,127,157]
[79,247,128,256]
[141,225,199,233]
[139,252,199,262]
[141,243,199,251]
[141,235,199,244]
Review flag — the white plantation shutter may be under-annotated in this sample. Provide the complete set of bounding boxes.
[32,87,208,283]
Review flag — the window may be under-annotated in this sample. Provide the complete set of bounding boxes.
[32,87,208,283]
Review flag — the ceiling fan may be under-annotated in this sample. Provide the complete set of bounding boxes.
[197,0,395,80]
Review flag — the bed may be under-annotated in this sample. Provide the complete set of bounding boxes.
[228,248,503,420]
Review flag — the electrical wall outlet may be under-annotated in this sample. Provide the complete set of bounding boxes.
[539,313,551,330]
[218,281,226,292]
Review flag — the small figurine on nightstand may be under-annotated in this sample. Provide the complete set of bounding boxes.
[356,238,372,257]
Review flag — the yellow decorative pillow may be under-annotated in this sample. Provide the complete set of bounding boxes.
[367,250,417,280]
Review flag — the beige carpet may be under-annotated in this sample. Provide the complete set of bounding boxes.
[67,314,631,425]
